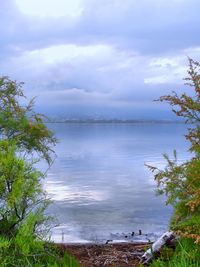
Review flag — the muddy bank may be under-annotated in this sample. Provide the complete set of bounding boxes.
[58,242,151,267]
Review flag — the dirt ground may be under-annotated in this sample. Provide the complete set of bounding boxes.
[58,242,151,267]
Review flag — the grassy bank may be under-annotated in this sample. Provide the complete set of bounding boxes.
[149,238,200,267]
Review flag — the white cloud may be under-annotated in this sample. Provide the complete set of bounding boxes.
[144,55,189,85]
[15,0,83,18]
[28,44,113,65]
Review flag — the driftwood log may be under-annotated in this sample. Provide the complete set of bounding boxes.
[141,231,178,264]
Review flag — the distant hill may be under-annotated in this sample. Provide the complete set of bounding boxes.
[45,117,185,124]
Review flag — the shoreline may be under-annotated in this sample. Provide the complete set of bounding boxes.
[45,120,185,124]
[51,229,164,245]
[56,240,151,246]
[57,241,151,267]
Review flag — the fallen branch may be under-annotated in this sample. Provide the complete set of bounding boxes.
[141,231,178,264]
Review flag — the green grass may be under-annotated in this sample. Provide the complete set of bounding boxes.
[149,238,200,267]
[0,237,80,267]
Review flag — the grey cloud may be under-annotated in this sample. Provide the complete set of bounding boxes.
[1,0,200,56]
[79,0,200,54]
[0,0,199,119]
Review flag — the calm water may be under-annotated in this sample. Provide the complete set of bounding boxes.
[43,123,189,243]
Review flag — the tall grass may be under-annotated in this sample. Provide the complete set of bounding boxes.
[150,238,200,267]
[0,236,80,267]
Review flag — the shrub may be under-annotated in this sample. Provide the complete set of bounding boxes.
[147,58,200,243]
[0,77,79,266]
[146,58,200,266]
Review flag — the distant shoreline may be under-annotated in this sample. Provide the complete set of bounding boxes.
[45,119,186,124]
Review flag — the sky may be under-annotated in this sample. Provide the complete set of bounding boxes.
[1,0,200,119]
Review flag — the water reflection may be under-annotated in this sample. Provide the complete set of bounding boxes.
[44,123,189,243]
[46,181,109,203]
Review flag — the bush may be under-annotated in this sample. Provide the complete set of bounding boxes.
[0,140,49,239]
[0,77,79,266]
[147,58,200,244]
[0,76,56,164]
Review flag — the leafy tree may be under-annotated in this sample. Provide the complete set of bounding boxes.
[0,76,56,238]
[0,76,56,164]
[0,140,49,238]
[147,58,200,243]
[0,77,79,266]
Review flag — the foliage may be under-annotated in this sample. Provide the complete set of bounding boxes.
[158,58,200,155]
[0,76,57,164]
[0,140,49,238]
[149,238,200,267]
[0,142,79,265]
[0,77,79,266]
[0,234,79,266]
[147,58,200,244]
[0,76,56,239]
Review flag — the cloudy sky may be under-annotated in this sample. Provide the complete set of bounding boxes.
[1,0,200,119]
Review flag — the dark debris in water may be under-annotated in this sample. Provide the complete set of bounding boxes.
[100,231,160,244]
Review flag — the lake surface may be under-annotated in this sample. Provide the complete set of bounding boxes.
[43,123,189,243]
